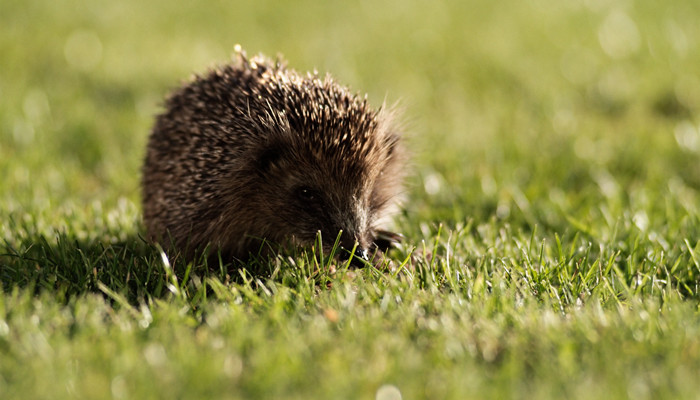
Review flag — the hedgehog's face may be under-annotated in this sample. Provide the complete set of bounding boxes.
[247,126,402,264]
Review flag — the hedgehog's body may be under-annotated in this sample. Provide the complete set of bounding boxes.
[142,50,404,263]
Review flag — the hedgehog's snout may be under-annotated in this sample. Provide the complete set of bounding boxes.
[333,225,372,266]
[338,245,370,267]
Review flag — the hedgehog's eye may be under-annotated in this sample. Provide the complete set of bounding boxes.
[295,186,318,202]
[294,186,325,209]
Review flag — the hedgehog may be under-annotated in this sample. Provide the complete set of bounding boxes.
[142,48,405,266]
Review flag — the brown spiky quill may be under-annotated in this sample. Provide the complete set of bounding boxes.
[142,49,405,264]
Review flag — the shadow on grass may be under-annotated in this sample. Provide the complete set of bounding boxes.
[0,233,280,303]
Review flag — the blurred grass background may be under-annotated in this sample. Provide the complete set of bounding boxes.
[2,0,700,398]
[2,0,698,228]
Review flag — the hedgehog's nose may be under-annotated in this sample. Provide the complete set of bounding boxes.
[339,246,370,267]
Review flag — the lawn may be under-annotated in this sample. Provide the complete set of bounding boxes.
[2,0,700,398]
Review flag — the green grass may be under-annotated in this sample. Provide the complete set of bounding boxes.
[2,0,700,398]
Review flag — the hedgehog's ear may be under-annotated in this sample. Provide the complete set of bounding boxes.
[385,132,400,158]
[255,143,284,174]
